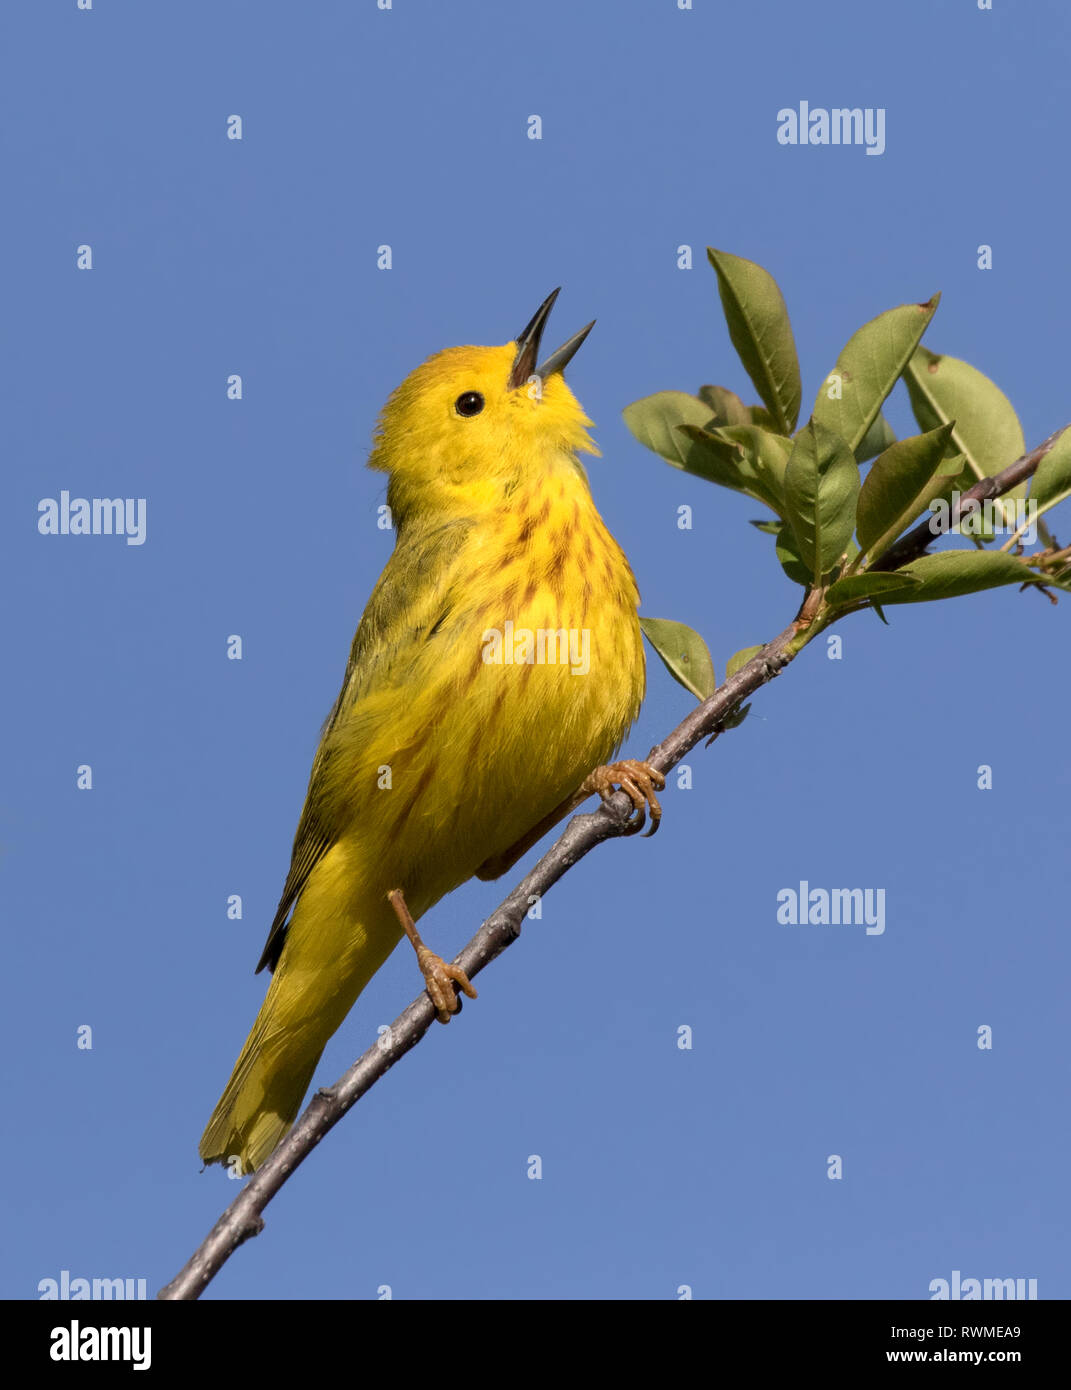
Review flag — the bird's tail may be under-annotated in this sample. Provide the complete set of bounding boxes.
[199,891,403,1174]
[198,970,329,1175]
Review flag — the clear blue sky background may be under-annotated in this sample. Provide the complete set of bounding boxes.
[3,1,1069,1301]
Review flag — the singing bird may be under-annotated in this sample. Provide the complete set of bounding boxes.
[200,291,664,1173]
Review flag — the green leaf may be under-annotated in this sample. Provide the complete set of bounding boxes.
[712,423,792,513]
[856,423,961,561]
[697,385,752,427]
[624,393,767,501]
[726,645,763,679]
[825,572,922,606]
[749,518,781,534]
[721,703,752,730]
[623,391,717,468]
[676,424,777,505]
[774,521,811,587]
[875,549,1033,604]
[1031,427,1071,514]
[676,424,790,514]
[903,348,1026,497]
[813,295,940,453]
[1042,561,1071,593]
[783,419,861,581]
[855,412,897,464]
[639,617,716,700]
[707,247,802,436]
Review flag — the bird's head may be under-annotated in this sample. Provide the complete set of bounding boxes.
[369,290,599,516]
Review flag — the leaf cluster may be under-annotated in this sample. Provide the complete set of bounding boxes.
[629,249,1071,698]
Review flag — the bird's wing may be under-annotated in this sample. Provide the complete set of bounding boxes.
[255,516,471,973]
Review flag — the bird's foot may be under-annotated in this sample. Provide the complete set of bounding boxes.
[415,946,477,1024]
[582,759,666,837]
[388,887,477,1024]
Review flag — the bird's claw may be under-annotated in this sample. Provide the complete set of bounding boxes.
[582,759,666,838]
[417,947,477,1024]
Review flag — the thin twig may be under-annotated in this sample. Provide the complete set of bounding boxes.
[871,426,1069,573]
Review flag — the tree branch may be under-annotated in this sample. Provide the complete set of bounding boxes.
[871,425,1068,572]
[158,427,1064,1301]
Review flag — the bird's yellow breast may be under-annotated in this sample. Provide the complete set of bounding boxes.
[334,455,644,917]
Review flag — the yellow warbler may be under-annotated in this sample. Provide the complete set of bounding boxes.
[200,291,662,1174]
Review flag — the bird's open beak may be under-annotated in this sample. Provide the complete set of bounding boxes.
[507,288,595,391]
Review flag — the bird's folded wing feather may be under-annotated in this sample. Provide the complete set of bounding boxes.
[254,516,473,973]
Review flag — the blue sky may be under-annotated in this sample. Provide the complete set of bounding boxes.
[3,0,1069,1300]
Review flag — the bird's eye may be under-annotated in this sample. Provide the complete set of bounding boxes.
[454,391,485,417]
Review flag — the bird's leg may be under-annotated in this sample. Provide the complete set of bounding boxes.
[475,759,666,881]
[387,888,476,1024]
